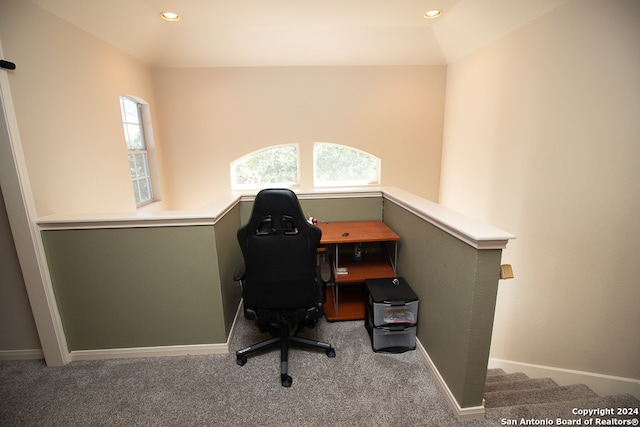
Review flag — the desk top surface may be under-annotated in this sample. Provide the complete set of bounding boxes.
[317,220,400,244]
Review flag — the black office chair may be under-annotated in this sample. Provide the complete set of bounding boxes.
[234,188,335,387]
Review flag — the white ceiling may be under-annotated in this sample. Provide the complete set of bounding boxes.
[29,0,570,68]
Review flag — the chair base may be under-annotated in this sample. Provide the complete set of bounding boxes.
[236,328,335,387]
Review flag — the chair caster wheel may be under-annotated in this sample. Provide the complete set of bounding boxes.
[236,355,247,366]
[326,347,336,358]
[281,374,293,387]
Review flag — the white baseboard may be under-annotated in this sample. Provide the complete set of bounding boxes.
[489,358,640,400]
[69,343,228,361]
[0,349,44,361]
[415,339,486,421]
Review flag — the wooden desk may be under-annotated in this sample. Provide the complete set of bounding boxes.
[317,221,400,321]
[318,220,401,244]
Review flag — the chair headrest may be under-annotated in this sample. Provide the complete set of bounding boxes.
[249,189,306,226]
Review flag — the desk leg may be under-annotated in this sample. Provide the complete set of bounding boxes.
[332,244,339,315]
[392,241,398,273]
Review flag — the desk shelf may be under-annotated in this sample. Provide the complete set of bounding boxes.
[333,253,396,284]
[325,253,397,321]
[317,221,400,322]
[324,285,366,321]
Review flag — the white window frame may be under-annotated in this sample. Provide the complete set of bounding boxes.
[230,144,300,190]
[119,95,160,207]
[313,142,381,187]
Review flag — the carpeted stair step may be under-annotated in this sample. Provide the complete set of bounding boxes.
[484,368,640,421]
[486,393,640,422]
[484,377,558,393]
[485,372,530,383]
[484,383,598,408]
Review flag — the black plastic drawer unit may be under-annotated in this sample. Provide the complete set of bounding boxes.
[364,277,418,353]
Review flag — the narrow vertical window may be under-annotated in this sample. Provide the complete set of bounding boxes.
[120,96,153,206]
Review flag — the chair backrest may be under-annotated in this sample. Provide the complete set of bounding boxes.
[237,189,322,310]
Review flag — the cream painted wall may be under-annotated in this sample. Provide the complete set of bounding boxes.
[152,66,445,209]
[440,0,640,380]
[1,2,445,214]
[0,0,165,216]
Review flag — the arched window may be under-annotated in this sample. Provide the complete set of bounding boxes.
[313,143,380,187]
[231,144,299,190]
[119,96,159,206]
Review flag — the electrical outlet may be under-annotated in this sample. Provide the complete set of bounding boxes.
[500,264,514,279]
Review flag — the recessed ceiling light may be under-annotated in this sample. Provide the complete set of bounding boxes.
[160,11,180,21]
[424,9,442,19]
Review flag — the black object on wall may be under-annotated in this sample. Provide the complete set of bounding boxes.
[0,60,17,70]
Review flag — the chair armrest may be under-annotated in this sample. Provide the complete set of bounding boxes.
[319,261,331,284]
[233,264,245,282]
[318,261,332,305]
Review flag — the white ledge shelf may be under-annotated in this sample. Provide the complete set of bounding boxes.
[36,187,515,249]
[37,193,240,230]
[380,187,515,250]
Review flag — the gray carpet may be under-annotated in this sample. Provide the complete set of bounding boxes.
[1,318,638,426]
[484,369,639,425]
